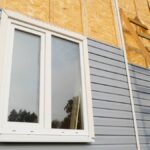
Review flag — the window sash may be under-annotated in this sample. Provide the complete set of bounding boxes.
[45,32,89,133]
[2,24,45,129]
[1,23,89,135]
[0,10,94,141]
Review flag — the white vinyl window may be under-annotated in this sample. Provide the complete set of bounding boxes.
[0,10,94,142]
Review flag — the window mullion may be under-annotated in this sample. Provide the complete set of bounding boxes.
[39,34,46,128]
[44,32,52,129]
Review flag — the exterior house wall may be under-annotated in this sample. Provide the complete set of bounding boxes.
[0,37,137,150]
[1,0,150,67]
[0,0,150,149]
[1,0,149,68]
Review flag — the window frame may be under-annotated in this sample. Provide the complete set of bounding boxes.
[0,9,95,142]
[3,24,45,131]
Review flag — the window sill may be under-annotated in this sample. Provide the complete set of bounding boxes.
[0,134,95,143]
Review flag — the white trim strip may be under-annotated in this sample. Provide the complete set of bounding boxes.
[0,134,94,143]
[113,1,141,150]
[0,10,10,129]
[83,39,95,138]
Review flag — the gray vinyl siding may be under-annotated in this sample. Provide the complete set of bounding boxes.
[89,39,136,149]
[129,65,150,150]
[0,38,137,150]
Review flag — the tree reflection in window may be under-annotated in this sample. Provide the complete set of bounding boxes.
[52,96,82,129]
[8,109,38,123]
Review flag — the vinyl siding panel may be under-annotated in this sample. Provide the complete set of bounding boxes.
[129,65,150,150]
[87,39,136,149]
[0,145,138,150]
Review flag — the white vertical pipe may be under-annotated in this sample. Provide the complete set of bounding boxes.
[113,1,141,150]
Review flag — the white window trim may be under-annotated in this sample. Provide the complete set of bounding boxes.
[0,9,95,142]
[2,24,45,130]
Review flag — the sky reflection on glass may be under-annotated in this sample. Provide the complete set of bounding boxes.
[51,36,83,129]
[8,29,40,123]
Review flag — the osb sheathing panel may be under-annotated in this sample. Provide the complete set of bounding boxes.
[0,0,119,47]
[127,50,147,68]
[118,0,150,68]
[0,0,4,8]
[86,0,118,46]
[124,32,147,67]
[135,0,150,48]
[4,0,50,22]
[51,0,83,34]
[118,0,136,18]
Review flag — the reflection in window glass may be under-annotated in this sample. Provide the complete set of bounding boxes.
[8,29,40,123]
[51,36,83,129]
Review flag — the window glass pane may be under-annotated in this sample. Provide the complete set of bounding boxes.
[51,36,83,129]
[8,29,40,123]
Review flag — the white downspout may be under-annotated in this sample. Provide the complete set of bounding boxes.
[113,1,141,150]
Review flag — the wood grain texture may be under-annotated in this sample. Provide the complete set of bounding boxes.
[4,0,50,22]
[0,0,4,8]
[52,0,83,34]
[1,0,119,47]
[118,0,150,68]
[86,0,118,47]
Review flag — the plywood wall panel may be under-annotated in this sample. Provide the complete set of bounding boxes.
[4,0,50,22]
[0,0,4,8]
[0,0,119,47]
[118,0,136,17]
[127,51,147,68]
[124,32,147,67]
[86,0,118,47]
[135,0,150,49]
[118,0,150,68]
[136,0,150,21]
[52,0,83,34]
